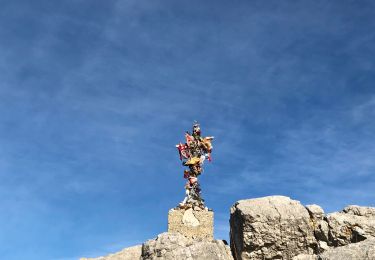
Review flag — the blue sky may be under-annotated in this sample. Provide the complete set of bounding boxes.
[1,0,375,259]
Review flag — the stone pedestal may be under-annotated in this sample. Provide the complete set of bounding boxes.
[168,208,214,240]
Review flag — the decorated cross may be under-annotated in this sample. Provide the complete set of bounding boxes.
[176,122,214,209]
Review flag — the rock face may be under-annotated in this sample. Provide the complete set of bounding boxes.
[142,232,233,260]
[230,196,318,260]
[80,245,142,260]
[168,208,214,240]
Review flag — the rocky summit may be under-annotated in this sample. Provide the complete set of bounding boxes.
[81,232,232,260]
[81,196,375,260]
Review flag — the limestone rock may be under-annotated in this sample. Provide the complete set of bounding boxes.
[81,197,375,260]
[168,208,213,240]
[320,238,375,260]
[306,205,325,220]
[293,239,375,260]
[292,254,318,260]
[343,205,375,217]
[327,205,375,246]
[183,208,200,227]
[318,241,329,252]
[306,204,329,246]
[230,196,318,260]
[80,245,142,260]
[142,232,233,260]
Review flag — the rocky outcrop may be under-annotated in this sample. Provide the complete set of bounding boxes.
[230,196,375,260]
[305,203,375,252]
[81,232,232,260]
[230,196,318,260]
[326,205,375,246]
[80,245,142,260]
[293,238,375,260]
[83,196,375,260]
[320,237,375,260]
[142,232,233,260]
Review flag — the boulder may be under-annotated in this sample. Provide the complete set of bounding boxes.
[327,205,375,246]
[142,232,233,260]
[306,205,325,220]
[230,196,318,260]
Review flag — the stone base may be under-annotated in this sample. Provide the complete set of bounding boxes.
[168,208,214,240]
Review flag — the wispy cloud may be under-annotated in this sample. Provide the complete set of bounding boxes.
[1,1,375,259]
[208,95,375,213]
